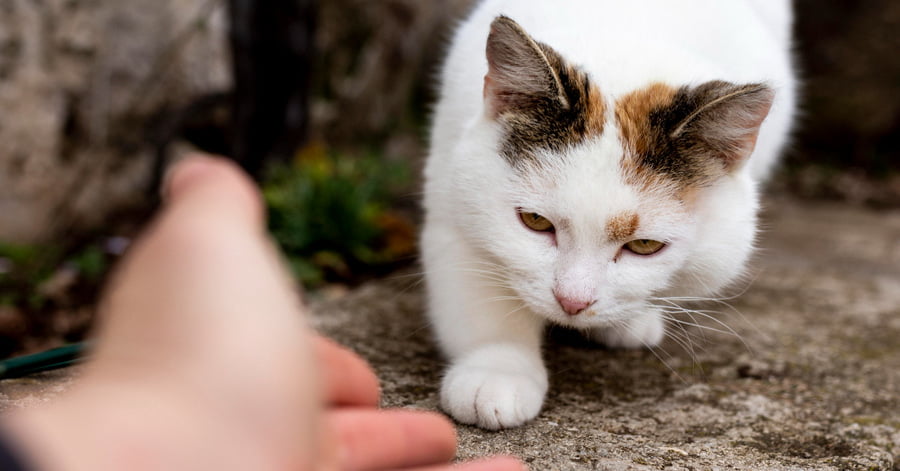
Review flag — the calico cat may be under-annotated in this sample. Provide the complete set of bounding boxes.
[421,0,796,429]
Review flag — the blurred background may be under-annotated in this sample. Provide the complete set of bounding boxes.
[0,0,897,357]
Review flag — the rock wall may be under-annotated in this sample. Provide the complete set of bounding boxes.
[0,0,230,243]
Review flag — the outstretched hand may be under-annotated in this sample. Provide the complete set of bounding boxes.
[4,155,523,471]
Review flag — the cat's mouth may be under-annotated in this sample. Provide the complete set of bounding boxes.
[518,288,643,328]
[543,302,637,329]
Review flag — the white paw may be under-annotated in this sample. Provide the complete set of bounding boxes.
[440,348,547,430]
[592,312,664,349]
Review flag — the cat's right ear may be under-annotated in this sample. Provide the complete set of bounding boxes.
[484,16,569,119]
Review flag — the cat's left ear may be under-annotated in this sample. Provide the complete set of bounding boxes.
[482,16,570,118]
[673,81,774,172]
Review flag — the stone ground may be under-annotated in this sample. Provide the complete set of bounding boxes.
[2,195,899,470]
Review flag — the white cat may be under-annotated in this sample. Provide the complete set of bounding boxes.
[422,0,796,429]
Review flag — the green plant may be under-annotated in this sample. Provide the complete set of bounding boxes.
[263,147,414,286]
[0,242,110,309]
[69,245,108,283]
[0,243,61,309]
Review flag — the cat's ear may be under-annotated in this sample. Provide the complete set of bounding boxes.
[483,16,569,118]
[673,81,774,172]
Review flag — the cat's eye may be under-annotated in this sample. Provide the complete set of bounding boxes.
[624,239,666,255]
[519,211,555,232]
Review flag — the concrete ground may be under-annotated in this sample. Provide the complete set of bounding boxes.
[2,196,899,469]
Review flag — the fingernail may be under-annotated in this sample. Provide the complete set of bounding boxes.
[161,154,219,202]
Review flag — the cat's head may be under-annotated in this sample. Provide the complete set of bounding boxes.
[461,16,774,328]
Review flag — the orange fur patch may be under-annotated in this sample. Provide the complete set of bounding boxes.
[614,82,683,193]
[615,83,677,156]
[614,83,678,193]
[606,212,640,241]
[583,83,606,138]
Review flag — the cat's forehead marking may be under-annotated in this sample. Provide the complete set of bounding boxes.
[615,83,678,158]
[606,211,639,242]
[614,82,726,192]
[614,83,683,192]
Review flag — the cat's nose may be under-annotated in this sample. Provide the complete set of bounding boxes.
[554,292,594,316]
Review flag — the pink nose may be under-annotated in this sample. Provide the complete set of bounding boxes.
[554,293,593,316]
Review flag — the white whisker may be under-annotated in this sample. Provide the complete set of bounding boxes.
[614,318,688,384]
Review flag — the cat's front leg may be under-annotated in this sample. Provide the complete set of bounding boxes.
[590,308,665,349]
[432,288,547,430]
[424,232,547,429]
[441,341,547,430]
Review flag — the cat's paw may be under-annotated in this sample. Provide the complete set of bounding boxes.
[591,313,664,349]
[440,347,547,430]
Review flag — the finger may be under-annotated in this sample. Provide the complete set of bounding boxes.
[328,409,457,471]
[314,336,380,407]
[407,456,527,471]
[162,154,265,231]
[95,153,302,370]
[94,152,315,400]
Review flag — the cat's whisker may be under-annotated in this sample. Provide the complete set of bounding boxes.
[681,278,772,344]
[461,271,512,282]
[659,328,702,363]
[653,301,754,370]
[660,327,697,362]
[416,264,513,285]
[613,319,688,384]
[660,306,714,345]
[653,304,753,354]
[658,313,739,342]
[404,322,438,340]
[383,272,428,297]
[655,305,727,338]
[500,302,530,320]
[481,296,525,304]
[668,274,771,344]
[662,314,728,369]
[662,329,711,376]
[658,315,703,362]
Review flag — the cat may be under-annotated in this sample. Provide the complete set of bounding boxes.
[421,0,796,430]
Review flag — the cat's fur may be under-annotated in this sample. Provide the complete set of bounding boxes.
[422,0,796,429]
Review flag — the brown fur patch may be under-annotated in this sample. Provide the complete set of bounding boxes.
[486,16,605,166]
[614,81,774,191]
[606,212,640,242]
[583,82,606,138]
[615,83,678,158]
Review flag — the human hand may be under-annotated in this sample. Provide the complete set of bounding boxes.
[4,155,522,471]
[314,335,523,471]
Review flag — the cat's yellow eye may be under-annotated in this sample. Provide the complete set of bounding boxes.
[624,239,665,255]
[519,211,555,232]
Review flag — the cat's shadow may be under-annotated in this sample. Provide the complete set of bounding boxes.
[544,326,602,350]
[541,325,695,404]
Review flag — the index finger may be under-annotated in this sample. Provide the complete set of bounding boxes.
[314,335,381,407]
[328,409,456,471]
[163,154,265,230]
